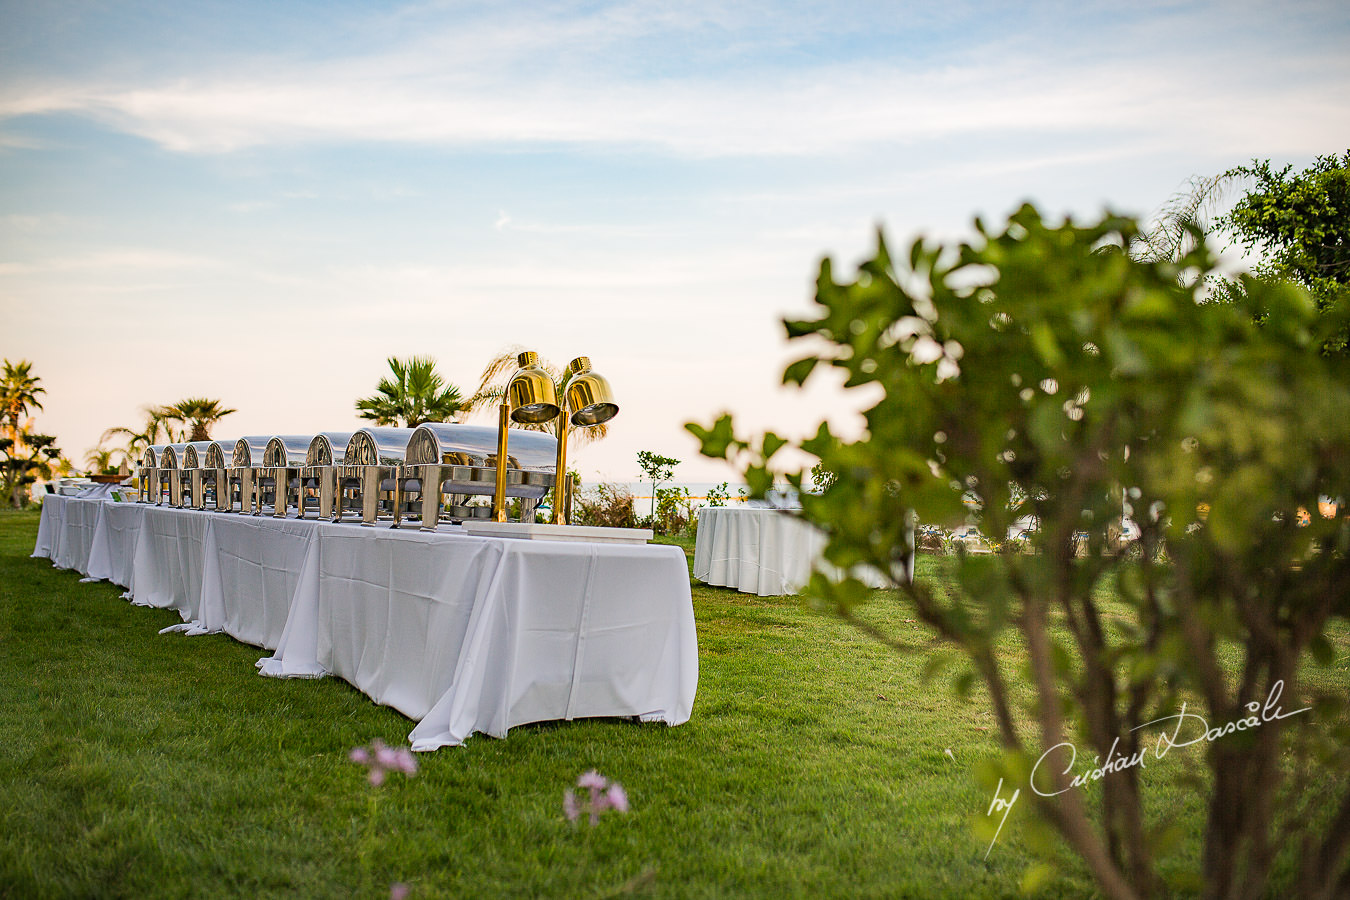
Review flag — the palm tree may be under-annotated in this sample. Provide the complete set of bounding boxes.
[356,356,466,427]
[84,445,121,474]
[465,347,610,447]
[101,405,177,461]
[1,359,46,444]
[163,397,237,442]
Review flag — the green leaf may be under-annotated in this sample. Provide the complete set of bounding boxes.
[1019,863,1056,895]
[782,355,819,387]
[685,415,737,459]
[920,651,957,685]
[1030,321,1064,368]
[762,432,786,461]
[1309,634,1336,667]
[952,669,977,699]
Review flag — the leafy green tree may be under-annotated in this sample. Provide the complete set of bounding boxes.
[1,428,61,507]
[356,356,466,427]
[1220,151,1350,348]
[809,462,837,493]
[163,397,236,442]
[689,206,1350,899]
[636,450,679,520]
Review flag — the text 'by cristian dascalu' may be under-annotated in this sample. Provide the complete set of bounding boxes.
[982,680,1310,858]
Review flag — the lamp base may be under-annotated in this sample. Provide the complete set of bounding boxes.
[461,521,653,544]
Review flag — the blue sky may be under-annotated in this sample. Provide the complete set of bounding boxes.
[3,0,1349,482]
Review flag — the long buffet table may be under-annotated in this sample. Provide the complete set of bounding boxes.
[33,494,698,750]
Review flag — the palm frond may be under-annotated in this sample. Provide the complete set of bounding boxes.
[1134,173,1246,263]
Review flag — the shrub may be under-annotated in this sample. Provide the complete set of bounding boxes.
[573,483,639,529]
[689,205,1350,899]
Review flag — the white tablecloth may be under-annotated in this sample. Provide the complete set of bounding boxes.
[33,497,698,750]
[693,506,891,596]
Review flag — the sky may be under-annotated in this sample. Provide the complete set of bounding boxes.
[3,0,1349,485]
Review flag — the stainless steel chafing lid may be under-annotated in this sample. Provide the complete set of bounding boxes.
[181,441,215,469]
[344,427,417,466]
[404,423,557,470]
[263,435,313,467]
[204,441,232,469]
[231,436,271,468]
[160,444,190,469]
[305,432,355,467]
[143,446,165,469]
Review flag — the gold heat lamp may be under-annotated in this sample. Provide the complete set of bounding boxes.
[492,351,560,522]
[550,357,619,524]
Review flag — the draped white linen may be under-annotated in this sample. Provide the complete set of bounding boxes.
[693,506,890,596]
[32,497,697,750]
[693,506,820,595]
[88,501,154,588]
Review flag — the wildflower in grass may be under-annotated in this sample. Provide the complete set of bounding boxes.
[564,769,630,826]
[348,739,418,896]
[605,782,629,814]
[350,738,418,786]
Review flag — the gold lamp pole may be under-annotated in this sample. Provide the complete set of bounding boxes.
[551,357,619,525]
[492,351,560,523]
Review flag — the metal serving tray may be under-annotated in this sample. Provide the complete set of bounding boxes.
[297,432,355,519]
[403,423,557,530]
[260,435,314,518]
[334,427,418,525]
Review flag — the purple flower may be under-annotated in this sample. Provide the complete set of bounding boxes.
[389,883,410,900]
[564,770,630,825]
[604,783,629,814]
[563,789,580,823]
[394,748,418,776]
[576,769,608,791]
[350,739,418,786]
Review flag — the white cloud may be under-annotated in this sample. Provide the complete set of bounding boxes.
[3,12,1345,160]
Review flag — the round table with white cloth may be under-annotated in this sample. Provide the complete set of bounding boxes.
[693,506,892,596]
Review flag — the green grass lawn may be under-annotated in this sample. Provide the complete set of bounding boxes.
[1,509,1344,898]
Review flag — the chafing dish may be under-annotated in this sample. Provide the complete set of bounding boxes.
[181,441,213,509]
[261,435,313,518]
[403,422,556,530]
[335,427,418,526]
[158,444,192,507]
[200,440,233,511]
[138,445,165,503]
[299,431,354,519]
[228,436,271,514]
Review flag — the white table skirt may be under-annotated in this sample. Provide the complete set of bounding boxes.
[33,497,698,750]
[87,501,146,588]
[693,506,890,596]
